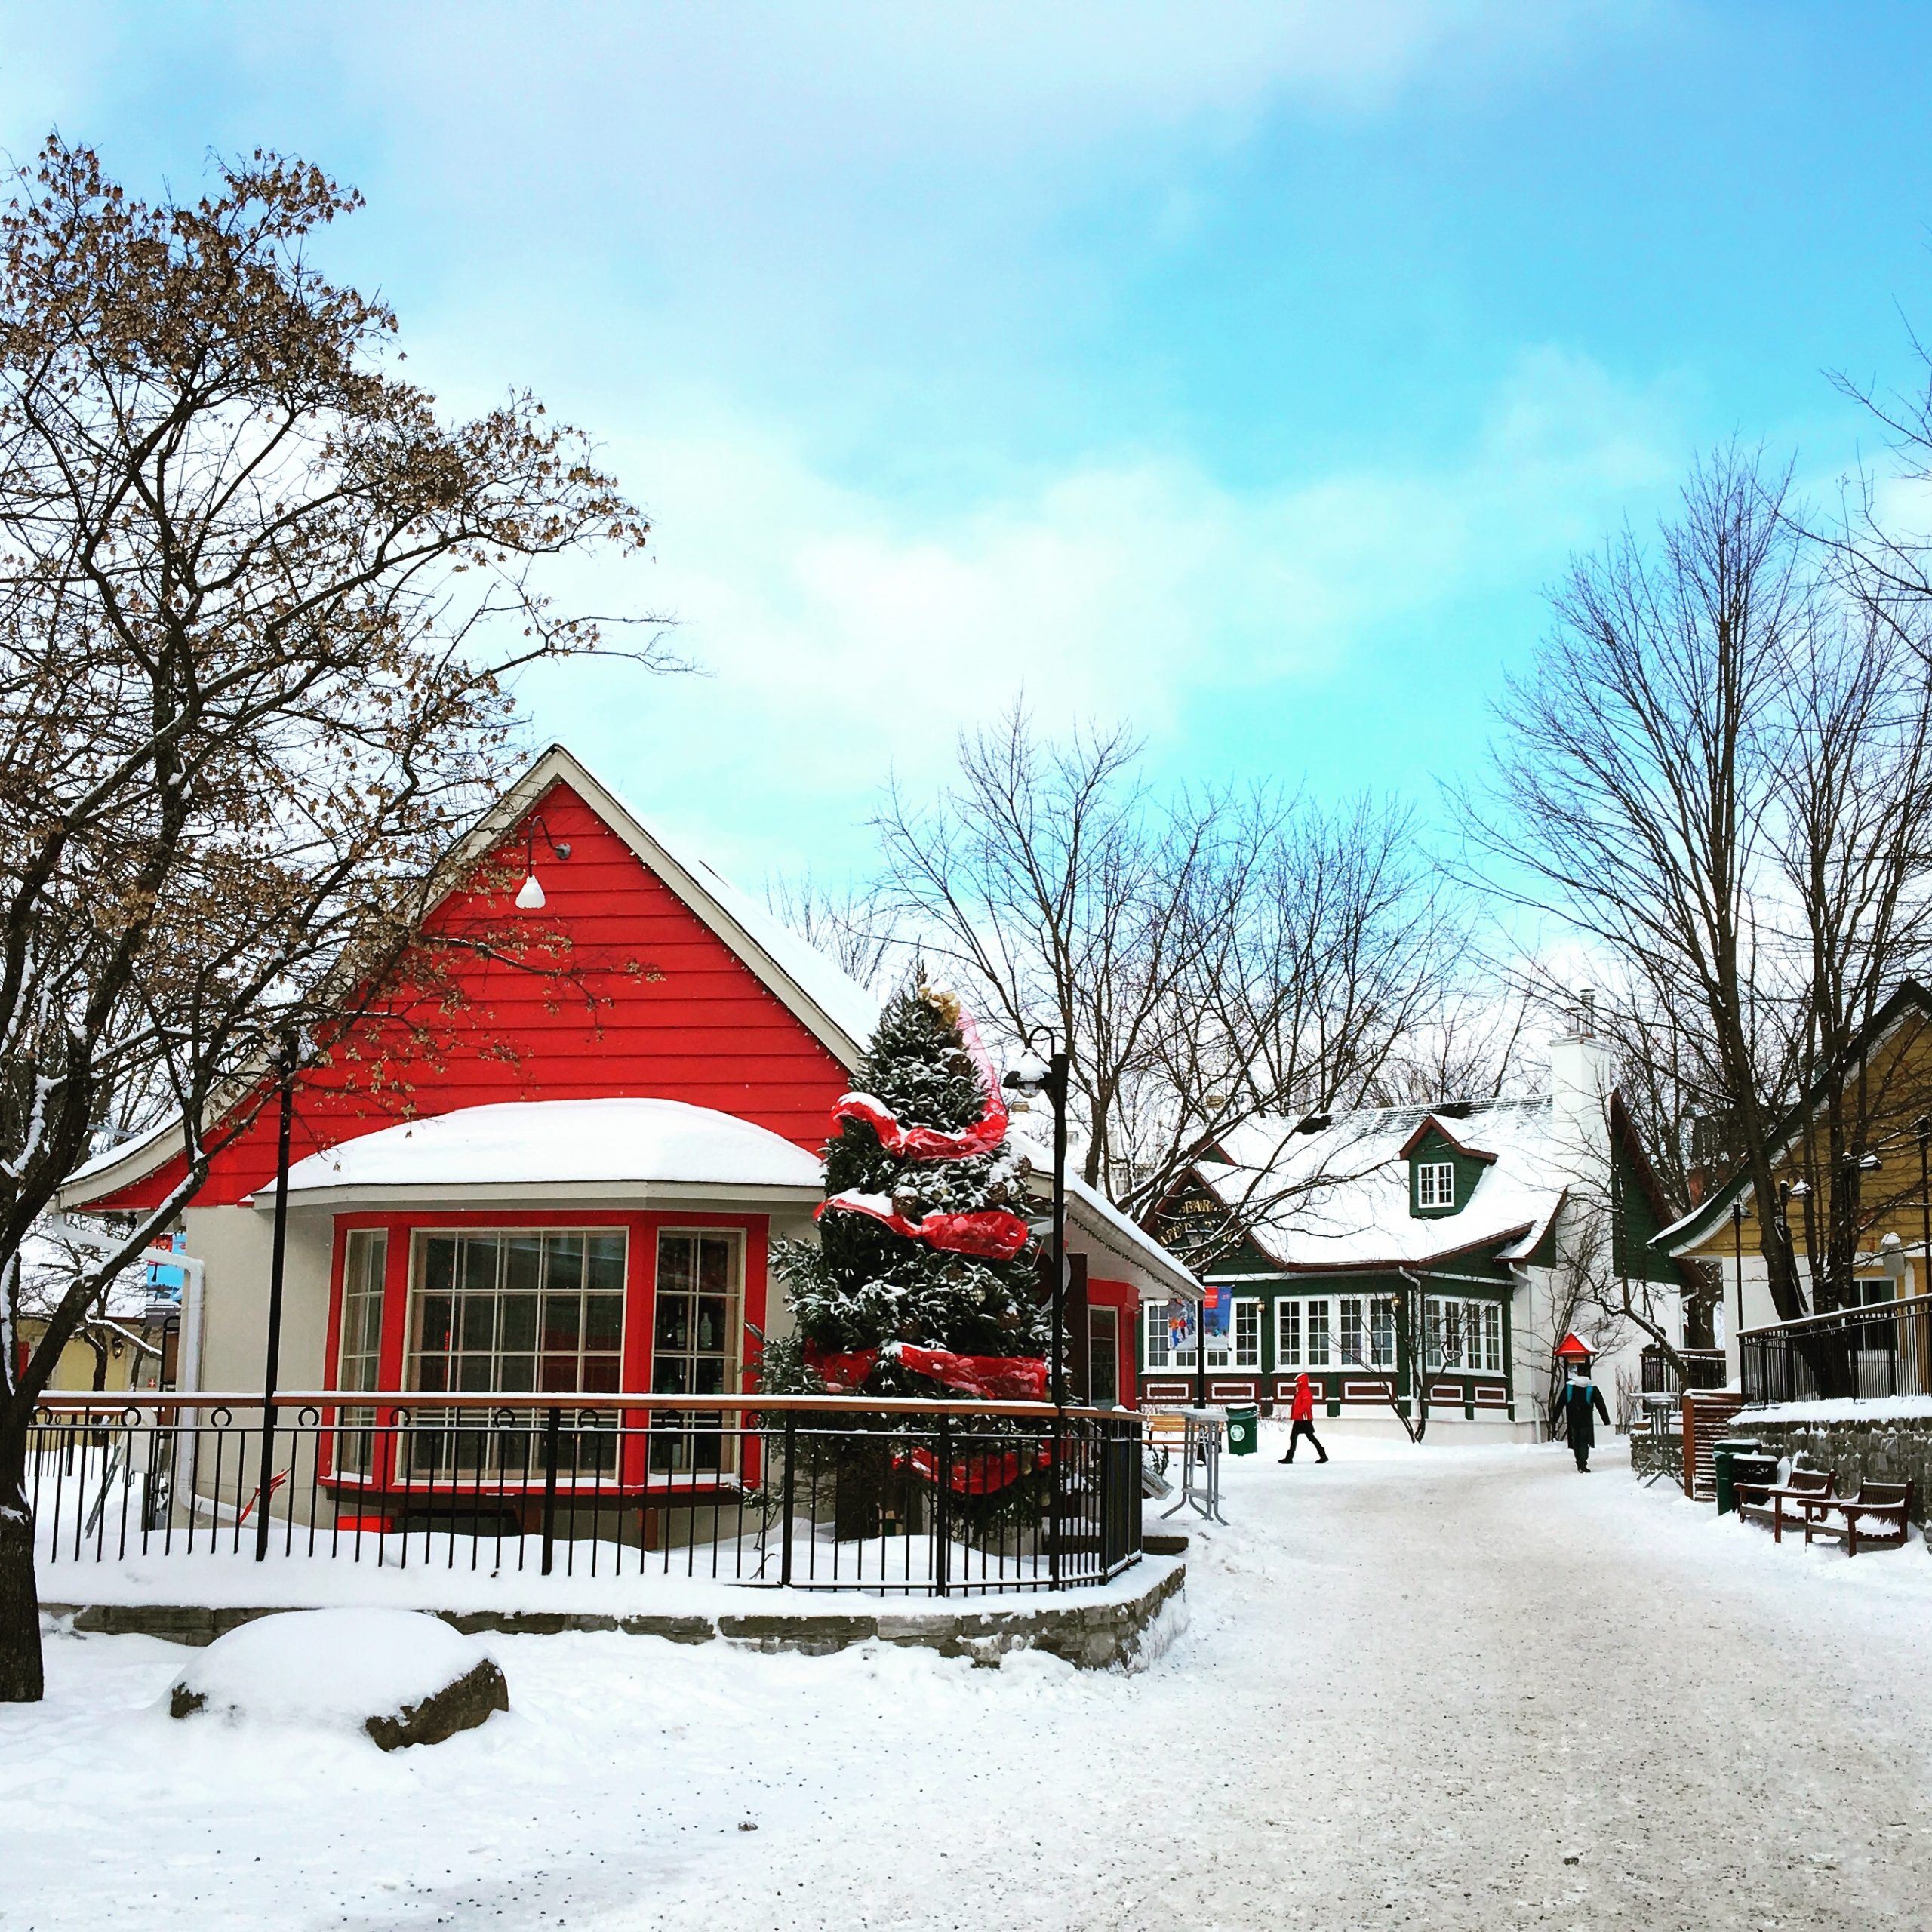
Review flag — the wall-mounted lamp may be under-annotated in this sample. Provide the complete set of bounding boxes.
[515,817,572,911]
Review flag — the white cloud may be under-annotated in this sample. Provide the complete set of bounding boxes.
[518,346,1686,875]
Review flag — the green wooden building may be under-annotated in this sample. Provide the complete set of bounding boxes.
[1139,1033,1690,1438]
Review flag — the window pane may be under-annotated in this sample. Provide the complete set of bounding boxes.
[584,1294,623,1351]
[697,1237,732,1292]
[501,1293,538,1352]
[582,1355,620,1394]
[658,1235,694,1297]
[697,1296,728,1353]
[586,1232,626,1294]
[504,1234,543,1296]
[546,1235,583,1296]
[1308,1301,1330,1367]
[542,1295,581,1350]
[417,1294,452,1354]
[422,1237,456,1296]
[462,1237,500,1296]
[460,1295,496,1352]
[656,1298,689,1353]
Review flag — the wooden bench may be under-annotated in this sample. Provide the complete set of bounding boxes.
[1735,1467,1834,1543]
[1805,1481,1915,1556]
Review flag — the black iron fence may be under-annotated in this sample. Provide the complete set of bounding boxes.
[26,1391,1142,1597]
[1740,1293,1932,1407]
[1640,1346,1728,1396]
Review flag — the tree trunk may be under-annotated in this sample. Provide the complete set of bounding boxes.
[0,1437,44,1703]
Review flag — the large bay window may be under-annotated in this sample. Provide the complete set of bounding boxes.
[406,1229,627,1478]
[410,1229,626,1396]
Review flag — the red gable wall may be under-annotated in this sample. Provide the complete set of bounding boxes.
[82,781,852,1210]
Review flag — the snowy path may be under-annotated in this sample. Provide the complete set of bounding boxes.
[7,1426,1932,1930]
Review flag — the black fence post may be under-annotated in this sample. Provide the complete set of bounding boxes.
[1048,1411,1063,1592]
[540,1404,561,1577]
[780,1410,797,1590]
[934,1410,951,1598]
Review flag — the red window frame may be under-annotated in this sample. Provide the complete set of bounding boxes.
[318,1208,770,1500]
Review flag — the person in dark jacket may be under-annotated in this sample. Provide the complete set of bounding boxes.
[1552,1366,1611,1472]
[1279,1371,1329,1464]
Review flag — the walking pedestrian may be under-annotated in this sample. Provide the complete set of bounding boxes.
[1552,1362,1611,1472]
[1279,1371,1329,1464]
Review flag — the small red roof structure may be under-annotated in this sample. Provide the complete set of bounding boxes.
[1555,1332,1595,1361]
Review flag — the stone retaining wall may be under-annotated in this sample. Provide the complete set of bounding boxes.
[1738,1417,1932,1525]
[44,1561,1185,1673]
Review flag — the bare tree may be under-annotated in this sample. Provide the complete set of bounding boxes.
[0,139,666,1700]
[875,706,1498,1247]
[764,872,898,991]
[872,706,1233,1200]
[1469,445,1932,1326]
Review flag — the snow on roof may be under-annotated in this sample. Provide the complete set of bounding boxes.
[1196,1097,1574,1274]
[275,1099,824,1200]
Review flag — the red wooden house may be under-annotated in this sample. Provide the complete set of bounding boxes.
[57,746,1193,1524]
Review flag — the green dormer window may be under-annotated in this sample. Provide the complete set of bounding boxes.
[1399,1113,1496,1220]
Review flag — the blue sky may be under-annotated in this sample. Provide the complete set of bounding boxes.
[5,2,1930,887]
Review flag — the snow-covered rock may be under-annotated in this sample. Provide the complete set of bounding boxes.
[167,1608,507,1750]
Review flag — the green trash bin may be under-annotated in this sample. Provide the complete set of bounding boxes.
[1226,1404,1259,1457]
[1712,1437,1762,1515]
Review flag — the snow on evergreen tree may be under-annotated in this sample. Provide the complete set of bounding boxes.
[770,982,1048,1395]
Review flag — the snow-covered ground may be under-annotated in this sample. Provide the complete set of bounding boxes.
[8,1421,1932,1930]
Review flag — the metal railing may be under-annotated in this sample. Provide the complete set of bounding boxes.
[26,1390,1142,1598]
[1740,1293,1932,1407]
[1640,1346,1728,1396]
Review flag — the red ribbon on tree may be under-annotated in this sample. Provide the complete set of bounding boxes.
[829,1089,1010,1163]
[816,1191,1031,1261]
[891,1342,1048,1402]
[802,1342,878,1392]
[902,1442,1052,1494]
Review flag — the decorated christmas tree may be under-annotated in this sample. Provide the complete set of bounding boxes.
[770,981,1049,1398]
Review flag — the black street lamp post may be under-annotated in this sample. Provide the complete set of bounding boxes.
[255,1031,299,1563]
[1004,1034,1071,1592]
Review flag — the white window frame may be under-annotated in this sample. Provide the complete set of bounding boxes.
[1305,1297,1331,1368]
[1416,1161,1456,1210]
[1275,1297,1301,1368]
[1145,1300,1179,1370]
[1208,1296,1261,1371]
[1425,1295,1504,1375]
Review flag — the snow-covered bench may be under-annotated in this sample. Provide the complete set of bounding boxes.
[1735,1466,1834,1542]
[1802,1481,1914,1557]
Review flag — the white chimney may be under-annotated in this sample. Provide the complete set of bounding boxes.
[1549,990,1612,1184]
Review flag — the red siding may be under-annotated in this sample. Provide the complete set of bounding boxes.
[86,782,852,1209]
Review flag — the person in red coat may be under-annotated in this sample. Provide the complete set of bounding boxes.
[1279,1371,1329,1464]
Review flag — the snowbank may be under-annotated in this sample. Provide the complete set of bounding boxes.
[165,1608,500,1740]
[1745,1394,1932,1426]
